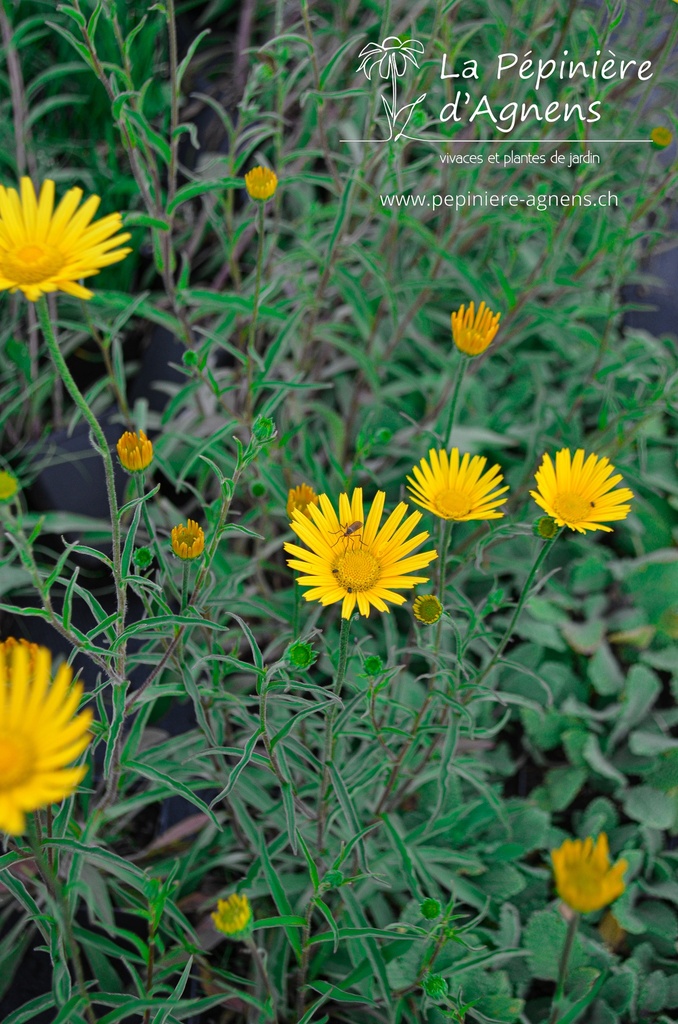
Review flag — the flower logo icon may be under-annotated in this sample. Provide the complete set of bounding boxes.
[357,36,425,79]
[355,36,427,141]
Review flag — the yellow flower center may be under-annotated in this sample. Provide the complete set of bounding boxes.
[0,731,35,790]
[553,492,592,524]
[335,549,381,592]
[435,489,472,519]
[0,243,66,284]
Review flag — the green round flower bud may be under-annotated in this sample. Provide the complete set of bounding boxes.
[533,515,558,539]
[133,546,153,569]
[253,416,275,442]
[375,428,392,444]
[182,350,198,367]
[363,655,384,677]
[420,897,442,920]
[287,640,317,670]
[422,973,448,1000]
[323,870,344,888]
[250,481,266,498]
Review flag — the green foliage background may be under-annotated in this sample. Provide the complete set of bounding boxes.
[0,0,677,1022]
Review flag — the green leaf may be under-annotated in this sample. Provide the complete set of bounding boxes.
[561,618,605,654]
[543,766,588,811]
[125,760,222,829]
[208,728,264,805]
[381,813,421,898]
[44,839,147,890]
[524,909,587,981]
[281,781,297,854]
[313,897,340,953]
[175,28,211,92]
[122,212,170,231]
[623,786,677,829]
[103,680,129,780]
[589,641,624,695]
[259,838,302,962]
[2,994,56,1024]
[165,179,230,215]
[609,665,662,750]
[328,761,368,873]
[252,915,307,929]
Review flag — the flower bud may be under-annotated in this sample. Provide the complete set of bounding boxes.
[533,515,558,539]
[420,897,442,920]
[286,640,317,670]
[133,546,153,569]
[422,973,448,1000]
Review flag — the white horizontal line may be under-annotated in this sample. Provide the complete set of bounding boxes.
[341,139,653,144]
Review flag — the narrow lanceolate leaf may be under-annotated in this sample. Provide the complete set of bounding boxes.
[259,838,302,962]
[296,830,320,891]
[281,781,298,854]
[380,813,421,898]
[339,888,392,1005]
[208,727,264,805]
[313,897,340,952]
[328,761,369,873]
[124,760,222,829]
[103,679,129,779]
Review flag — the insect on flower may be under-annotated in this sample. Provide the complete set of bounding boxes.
[330,520,363,548]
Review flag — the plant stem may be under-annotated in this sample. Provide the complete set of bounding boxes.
[443,354,468,448]
[246,201,266,423]
[246,937,278,1022]
[165,0,180,209]
[435,520,452,628]
[135,477,179,600]
[27,815,97,1024]
[180,561,190,614]
[474,532,560,689]
[141,924,156,1024]
[548,913,580,1024]
[291,576,300,640]
[297,900,315,1021]
[36,297,127,664]
[316,616,351,849]
[375,523,451,816]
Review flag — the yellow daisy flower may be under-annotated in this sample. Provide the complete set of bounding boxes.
[244,166,278,201]
[171,519,205,560]
[530,448,633,534]
[286,483,319,520]
[0,641,93,835]
[0,178,132,302]
[407,448,509,521]
[284,488,437,619]
[211,893,253,939]
[551,834,628,914]
[451,300,501,356]
[117,429,153,473]
[0,469,19,502]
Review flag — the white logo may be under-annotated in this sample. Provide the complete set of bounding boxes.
[348,36,427,142]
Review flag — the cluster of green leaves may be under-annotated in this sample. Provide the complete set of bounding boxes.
[0,0,677,1022]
